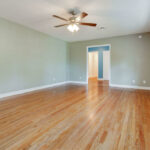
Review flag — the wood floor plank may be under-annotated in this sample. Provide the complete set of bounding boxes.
[0,80,150,150]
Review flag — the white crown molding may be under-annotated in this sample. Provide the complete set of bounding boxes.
[110,84,150,90]
[0,81,70,100]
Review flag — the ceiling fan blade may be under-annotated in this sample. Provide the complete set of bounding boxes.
[80,12,88,19]
[54,24,68,27]
[80,22,97,27]
[53,15,68,21]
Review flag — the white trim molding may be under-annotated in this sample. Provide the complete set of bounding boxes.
[98,78,104,80]
[0,81,69,100]
[68,81,88,85]
[110,84,150,90]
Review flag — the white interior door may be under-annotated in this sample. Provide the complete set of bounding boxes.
[88,52,98,78]
[103,51,110,80]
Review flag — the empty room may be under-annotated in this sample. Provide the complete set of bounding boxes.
[0,0,150,150]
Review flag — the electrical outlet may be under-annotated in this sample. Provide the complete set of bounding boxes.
[53,78,56,81]
[79,76,82,80]
[132,80,135,84]
[142,80,146,84]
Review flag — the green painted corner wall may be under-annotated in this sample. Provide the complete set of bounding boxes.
[68,33,150,87]
[0,16,150,94]
[0,17,69,93]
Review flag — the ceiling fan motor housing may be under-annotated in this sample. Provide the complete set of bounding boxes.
[69,16,77,23]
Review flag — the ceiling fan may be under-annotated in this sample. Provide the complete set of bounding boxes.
[52,11,97,32]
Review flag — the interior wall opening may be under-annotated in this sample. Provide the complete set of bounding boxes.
[87,45,111,85]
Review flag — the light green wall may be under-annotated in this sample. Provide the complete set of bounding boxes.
[0,17,150,94]
[0,17,68,93]
[69,33,150,87]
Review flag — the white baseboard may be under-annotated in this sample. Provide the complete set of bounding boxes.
[98,78,110,80]
[68,81,88,85]
[98,78,104,80]
[0,81,69,100]
[110,84,150,90]
[1,81,148,100]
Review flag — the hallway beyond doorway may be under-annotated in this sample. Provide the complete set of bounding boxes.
[87,44,111,84]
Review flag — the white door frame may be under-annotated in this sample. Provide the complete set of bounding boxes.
[86,44,111,84]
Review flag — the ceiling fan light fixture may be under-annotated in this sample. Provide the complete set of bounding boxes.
[76,16,81,22]
[53,11,97,32]
[67,24,79,32]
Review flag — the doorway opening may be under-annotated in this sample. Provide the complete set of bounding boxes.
[87,44,111,86]
[88,51,98,80]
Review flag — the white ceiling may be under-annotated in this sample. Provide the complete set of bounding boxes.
[0,0,150,42]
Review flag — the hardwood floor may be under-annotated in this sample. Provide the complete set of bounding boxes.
[0,79,150,150]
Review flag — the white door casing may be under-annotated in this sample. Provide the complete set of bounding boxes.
[103,51,110,80]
